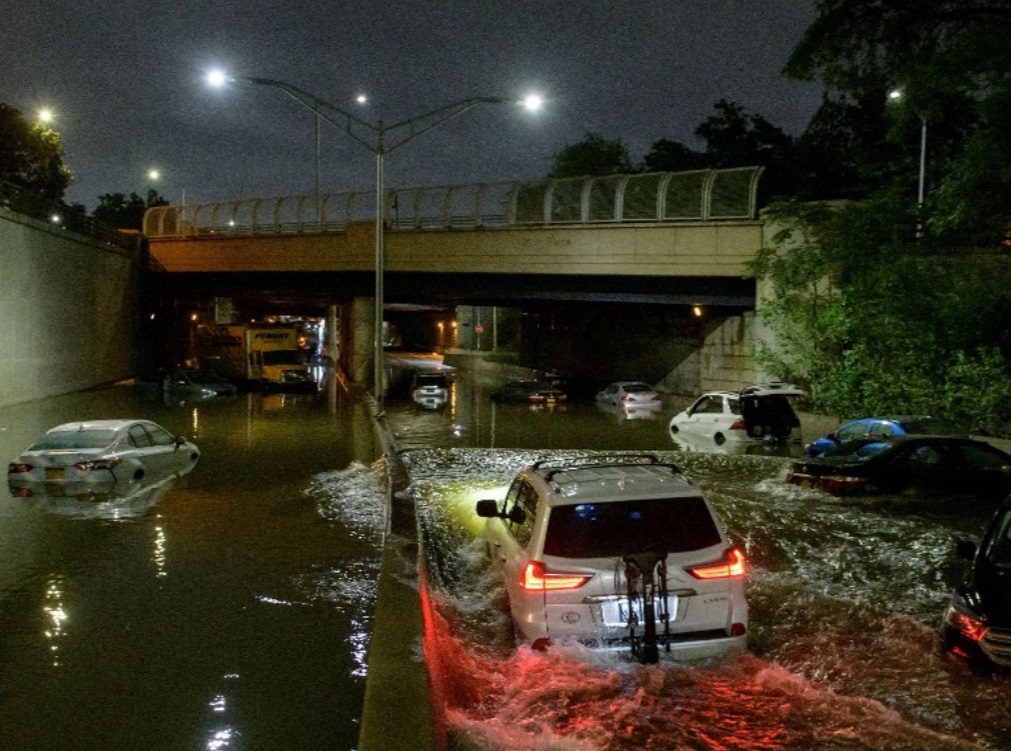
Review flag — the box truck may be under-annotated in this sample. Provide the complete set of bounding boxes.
[195,324,313,391]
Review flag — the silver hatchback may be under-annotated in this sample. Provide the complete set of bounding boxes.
[476,455,748,662]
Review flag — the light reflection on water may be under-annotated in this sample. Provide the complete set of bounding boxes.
[0,386,383,751]
[402,448,1011,751]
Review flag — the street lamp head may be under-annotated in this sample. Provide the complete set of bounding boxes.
[888,89,903,102]
[148,168,161,180]
[37,107,54,124]
[206,69,232,88]
[520,93,544,112]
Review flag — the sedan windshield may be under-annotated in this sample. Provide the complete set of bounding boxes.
[30,430,117,450]
[543,496,721,558]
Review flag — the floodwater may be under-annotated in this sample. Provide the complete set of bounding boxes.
[382,371,1011,751]
[0,384,384,751]
[1,367,1009,751]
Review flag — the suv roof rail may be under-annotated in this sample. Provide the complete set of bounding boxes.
[531,454,686,485]
[531,453,662,471]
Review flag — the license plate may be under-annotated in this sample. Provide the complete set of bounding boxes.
[601,596,678,627]
[45,468,65,481]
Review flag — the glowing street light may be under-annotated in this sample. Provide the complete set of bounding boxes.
[147,168,186,205]
[888,88,928,213]
[207,68,542,405]
[36,108,54,124]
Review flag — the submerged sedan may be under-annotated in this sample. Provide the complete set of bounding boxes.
[785,435,1011,501]
[490,380,568,405]
[8,419,200,490]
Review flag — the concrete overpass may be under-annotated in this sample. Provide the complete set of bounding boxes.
[143,167,770,389]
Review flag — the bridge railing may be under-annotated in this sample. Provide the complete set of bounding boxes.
[142,166,763,239]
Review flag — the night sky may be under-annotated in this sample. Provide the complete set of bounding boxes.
[5,1,824,212]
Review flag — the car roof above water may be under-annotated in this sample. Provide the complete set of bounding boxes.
[527,458,701,506]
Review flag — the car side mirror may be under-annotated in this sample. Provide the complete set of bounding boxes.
[174,436,187,449]
[475,499,501,518]
[955,539,977,560]
[475,499,527,525]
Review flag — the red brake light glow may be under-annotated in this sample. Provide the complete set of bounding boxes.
[820,475,868,494]
[729,419,745,430]
[945,606,987,642]
[520,561,592,591]
[8,463,33,473]
[687,548,747,579]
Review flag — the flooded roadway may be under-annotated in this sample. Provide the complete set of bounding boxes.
[1,368,1009,750]
[0,384,383,751]
[383,370,1011,751]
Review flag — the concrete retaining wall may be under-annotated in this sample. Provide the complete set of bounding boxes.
[658,311,772,394]
[0,209,140,407]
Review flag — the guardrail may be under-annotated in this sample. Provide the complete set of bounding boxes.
[0,180,140,251]
[143,167,764,239]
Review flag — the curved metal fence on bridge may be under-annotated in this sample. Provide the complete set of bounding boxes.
[142,166,763,239]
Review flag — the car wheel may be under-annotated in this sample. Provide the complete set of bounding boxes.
[714,433,726,445]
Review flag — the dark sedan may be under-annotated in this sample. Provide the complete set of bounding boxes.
[490,380,568,405]
[785,435,1011,501]
[942,498,1011,669]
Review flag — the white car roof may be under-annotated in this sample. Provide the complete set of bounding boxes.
[47,420,145,433]
[531,462,702,507]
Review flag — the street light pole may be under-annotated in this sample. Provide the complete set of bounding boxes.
[210,72,539,408]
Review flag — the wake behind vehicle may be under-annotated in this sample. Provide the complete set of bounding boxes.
[8,419,200,492]
[785,435,1011,501]
[669,383,804,447]
[942,497,1011,670]
[475,454,748,663]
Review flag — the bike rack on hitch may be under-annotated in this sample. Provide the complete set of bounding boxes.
[622,550,670,664]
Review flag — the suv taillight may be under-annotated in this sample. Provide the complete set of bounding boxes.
[687,548,746,579]
[729,419,745,430]
[520,561,592,591]
[8,462,33,473]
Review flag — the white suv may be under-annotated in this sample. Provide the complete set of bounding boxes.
[475,455,748,662]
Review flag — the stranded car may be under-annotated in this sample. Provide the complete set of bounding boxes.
[669,383,804,446]
[475,454,748,663]
[490,380,568,405]
[411,372,451,409]
[785,435,1011,501]
[804,415,964,457]
[942,497,1011,670]
[8,419,200,490]
[595,381,662,409]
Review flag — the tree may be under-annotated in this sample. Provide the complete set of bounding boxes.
[0,103,73,200]
[92,190,167,231]
[642,138,705,173]
[549,132,634,178]
[748,195,1011,433]
[786,0,1011,246]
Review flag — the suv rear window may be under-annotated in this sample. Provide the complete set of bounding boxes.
[543,496,721,558]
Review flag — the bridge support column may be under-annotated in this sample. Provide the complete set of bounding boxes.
[326,304,340,364]
[345,296,376,390]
